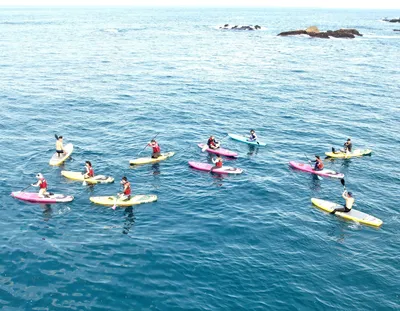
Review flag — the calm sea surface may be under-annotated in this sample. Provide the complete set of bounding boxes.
[0,6,399,310]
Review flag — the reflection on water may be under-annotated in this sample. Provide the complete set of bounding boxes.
[247,145,259,156]
[40,203,72,221]
[151,163,161,176]
[309,174,322,191]
[41,204,52,221]
[123,206,135,235]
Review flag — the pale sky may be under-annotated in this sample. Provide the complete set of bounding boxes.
[0,0,399,9]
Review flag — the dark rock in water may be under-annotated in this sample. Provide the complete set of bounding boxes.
[309,32,330,39]
[338,28,362,36]
[219,24,262,31]
[383,18,400,23]
[278,30,307,36]
[278,27,362,39]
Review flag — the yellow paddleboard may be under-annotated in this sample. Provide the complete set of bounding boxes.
[90,195,157,207]
[311,198,382,227]
[49,143,74,166]
[325,149,372,158]
[61,171,114,184]
[129,152,175,165]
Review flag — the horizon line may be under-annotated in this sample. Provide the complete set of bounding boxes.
[1,5,400,9]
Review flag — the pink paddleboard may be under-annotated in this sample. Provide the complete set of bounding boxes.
[198,144,238,158]
[11,191,74,203]
[188,161,243,174]
[289,161,344,179]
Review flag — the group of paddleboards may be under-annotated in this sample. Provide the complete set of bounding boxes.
[189,130,262,174]
[11,133,381,227]
[11,135,161,209]
[288,138,380,227]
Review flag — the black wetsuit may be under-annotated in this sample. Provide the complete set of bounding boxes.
[344,142,352,152]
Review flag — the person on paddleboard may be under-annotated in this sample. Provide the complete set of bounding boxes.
[148,139,161,159]
[31,173,49,198]
[333,138,352,154]
[248,129,257,142]
[207,136,220,150]
[330,191,354,214]
[211,155,223,171]
[118,177,131,201]
[55,136,66,157]
[83,161,94,179]
[343,138,352,153]
[309,155,324,171]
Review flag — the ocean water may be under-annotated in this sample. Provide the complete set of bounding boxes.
[0,6,399,310]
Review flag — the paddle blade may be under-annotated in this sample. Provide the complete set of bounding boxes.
[55,134,59,140]
[111,197,117,210]
[202,145,208,152]
[340,178,345,187]
[82,181,87,186]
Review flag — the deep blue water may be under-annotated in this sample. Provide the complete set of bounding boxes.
[1,6,400,310]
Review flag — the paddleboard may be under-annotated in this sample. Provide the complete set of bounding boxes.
[289,161,344,179]
[49,143,74,166]
[90,195,157,207]
[188,161,243,174]
[129,152,175,165]
[198,144,238,157]
[311,198,382,227]
[61,171,114,184]
[11,191,74,203]
[228,133,266,146]
[325,149,372,158]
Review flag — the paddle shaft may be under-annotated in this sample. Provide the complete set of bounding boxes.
[20,184,33,192]
[304,153,311,161]
[137,133,159,155]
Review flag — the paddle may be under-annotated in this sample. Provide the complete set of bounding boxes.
[112,182,124,209]
[111,196,118,210]
[55,134,59,140]
[20,184,33,193]
[137,133,159,156]
[341,178,346,191]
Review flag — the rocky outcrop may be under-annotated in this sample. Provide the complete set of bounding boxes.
[278,27,362,39]
[383,18,400,23]
[278,30,307,36]
[220,24,261,31]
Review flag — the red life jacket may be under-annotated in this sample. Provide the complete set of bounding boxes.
[124,182,131,195]
[317,160,324,170]
[88,167,94,177]
[152,143,160,153]
[216,160,223,168]
[40,179,47,189]
[208,138,216,147]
